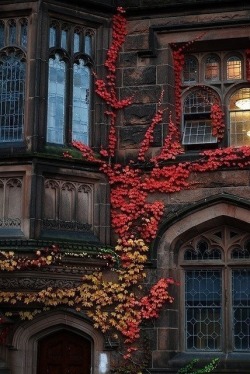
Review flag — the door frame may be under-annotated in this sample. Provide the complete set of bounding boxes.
[7,311,109,374]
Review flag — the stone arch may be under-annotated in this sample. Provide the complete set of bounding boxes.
[155,195,250,269]
[8,310,108,374]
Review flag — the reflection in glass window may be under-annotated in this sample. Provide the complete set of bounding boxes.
[72,60,90,144]
[85,33,92,56]
[47,54,66,144]
[0,52,25,142]
[8,19,16,45]
[61,28,68,50]
[205,55,220,81]
[20,19,28,48]
[74,30,80,53]
[49,25,57,48]
[227,56,242,80]
[47,20,94,145]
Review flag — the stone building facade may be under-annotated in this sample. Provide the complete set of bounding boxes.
[0,0,250,373]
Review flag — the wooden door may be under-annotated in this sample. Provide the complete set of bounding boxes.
[37,330,91,374]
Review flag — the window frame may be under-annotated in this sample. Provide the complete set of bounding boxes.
[46,17,95,147]
[179,226,250,354]
[0,16,29,146]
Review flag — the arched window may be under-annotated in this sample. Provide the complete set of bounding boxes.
[0,49,26,142]
[227,56,242,80]
[204,54,220,81]
[47,53,66,144]
[72,59,90,144]
[47,21,94,145]
[182,88,217,145]
[183,55,198,83]
[181,226,250,352]
[0,18,28,144]
[229,87,250,146]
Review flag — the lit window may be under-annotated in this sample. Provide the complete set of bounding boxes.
[227,56,242,80]
[205,54,220,81]
[229,88,250,146]
[182,227,250,352]
[47,21,93,145]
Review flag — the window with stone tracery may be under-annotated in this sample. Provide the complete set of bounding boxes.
[47,20,94,145]
[180,226,250,352]
[0,17,28,143]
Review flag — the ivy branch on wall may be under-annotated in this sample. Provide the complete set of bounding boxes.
[0,7,250,373]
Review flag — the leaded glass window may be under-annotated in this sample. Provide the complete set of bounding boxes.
[47,20,94,145]
[183,56,198,83]
[181,50,246,148]
[205,54,220,81]
[185,270,222,351]
[227,56,242,80]
[47,54,66,144]
[229,88,250,147]
[0,52,25,142]
[0,17,28,144]
[183,89,218,145]
[72,59,90,144]
[182,226,250,353]
[233,270,250,350]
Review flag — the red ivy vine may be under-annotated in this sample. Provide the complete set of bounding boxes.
[1,7,250,372]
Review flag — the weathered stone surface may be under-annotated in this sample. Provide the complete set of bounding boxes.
[119,52,138,67]
[123,66,156,86]
[125,34,149,51]
[121,86,162,104]
[119,124,162,148]
[124,103,156,125]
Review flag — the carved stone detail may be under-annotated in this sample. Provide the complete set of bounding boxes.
[43,178,93,232]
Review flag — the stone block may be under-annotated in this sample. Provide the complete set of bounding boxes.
[124,103,156,125]
[123,66,156,86]
[119,124,162,148]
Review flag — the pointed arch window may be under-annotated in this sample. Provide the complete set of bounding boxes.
[47,20,94,145]
[181,226,250,352]
[0,49,26,142]
[0,18,28,144]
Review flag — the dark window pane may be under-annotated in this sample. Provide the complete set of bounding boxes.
[8,19,16,45]
[233,270,250,350]
[0,21,4,48]
[185,270,222,351]
[0,53,25,142]
[20,19,28,48]
[183,56,198,83]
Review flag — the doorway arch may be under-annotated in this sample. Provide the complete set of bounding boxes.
[37,329,91,374]
[9,311,108,374]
